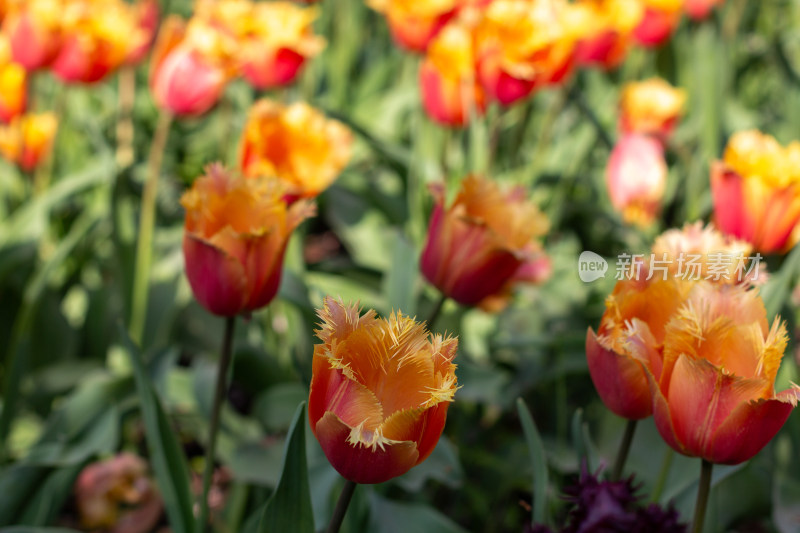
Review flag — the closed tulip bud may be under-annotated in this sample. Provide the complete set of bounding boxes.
[239,2,325,90]
[181,165,315,317]
[420,175,549,306]
[684,0,724,20]
[150,16,235,117]
[632,0,682,47]
[606,133,667,227]
[648,282,800,464]
[52,0,146,84]
[0,112,57,172]
[240,100,353,199]
[4,0,63,71]
[475,0,575,106]
[368,0,459,52]
[0,38,27,124]
[419,20,485,127]
[308,297,458,484]
[619,78,686,140]
[567,0,643,69]
[587,275,692,420]
[711,130,800,253]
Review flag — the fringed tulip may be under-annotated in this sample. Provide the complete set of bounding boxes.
[567,0,643,69]
[150,16,235,117]
[0,38,26,123]
[368,0,459,52]
[586,275,692,420]
[647,282,800,464]
[606,133,667,227]
[4,0,63,71]
[420,175,549,306]
[475,0,575,105]
[711,130,800,253]
[239,2,325,89]
[0,112,57,171]
[181,165,315,317]
[619,78,686,140]
[419,20,485,127]
[632,0,682,47]
[240,100,353,199]
[308,297,458,484]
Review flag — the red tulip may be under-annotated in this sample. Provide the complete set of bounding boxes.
[4,0,63,71]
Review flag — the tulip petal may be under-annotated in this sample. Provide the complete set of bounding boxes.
[183,234,246,317]
[413,401,450,464]
[314,412,419,484]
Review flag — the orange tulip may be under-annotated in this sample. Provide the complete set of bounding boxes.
[420,175,549,306]
[368,0,459,52]
[239,100,353,199]
[419,20,485,127]
[52,0,146,83]
[619,78,686,140]
[0,112,57,171]
[125,0,160,65]
[181,165,315,317]
[567,0,643,69]
[632,0,682,47]
[308,297,458,484]
[711,130,800,253]
[586,275,692,420]
[149,16,235,117]
[605,133,667,227]
[238,2,325,89]
[648,282,800,464]
[4,0,63,71]
[475,0,576,105]
[0,37,26,123]
[684,0,724,20]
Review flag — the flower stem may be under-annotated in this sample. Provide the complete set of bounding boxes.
[611,419,637,481]
[198,316,236,532]
[426,294,448,331]
[692,460,713,533]
[326,479,357,533]
[650,448,674,503]
[116,66,136,169]
[567,82,613,150]
[129,110,172,345]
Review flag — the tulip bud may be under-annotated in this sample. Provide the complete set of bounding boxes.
[420,175,549,306]
[308,297,458,484]
[605,133,667,227]
[0,112,57,171]
[619,78,686,140]
[181,165,315,317]
[240,99,353,199]
[0,38,26,124]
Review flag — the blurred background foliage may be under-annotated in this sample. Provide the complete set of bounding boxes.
[2,0,800,531]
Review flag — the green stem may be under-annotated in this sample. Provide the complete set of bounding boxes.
[611,419,637,480]
[326,479,358,533]
[129,111,172,345]
[198,316,237,532]
[650,448,674,503]
[426,294,448,331]
[567,83,613,150]
[115,66,136,169]
[692,460,713,533]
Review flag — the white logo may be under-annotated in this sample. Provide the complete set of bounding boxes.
[578,251,608,282]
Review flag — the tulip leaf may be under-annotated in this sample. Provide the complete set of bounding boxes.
[517,398,549,526]
[121,328,196,533]
[367,492,468,533]
[257,402,314,533]
[762,243,800,319]
[382,231,419,317]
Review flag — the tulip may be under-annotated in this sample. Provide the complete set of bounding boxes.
[181,164,315,317]
[0,112,57,171]
[648,282,800,464]
[74,453,162,533]
[632,0,682,47]
[239,99,353,199]
[477,249,552,312]
[125,0,160,65]
[3,0,63,71]
[420,175,549,306]
[586,275,692,420]
[308,297,458,484]
[52,0,146,84]
[368,0,459,52]
[239,2,325,89]
[0,38,27,124]
[711,130,800,253]
[475,0,575,106]
[150,16,235,117]
[619,78,686,140]
[605,133,667,227]
[419,20,486,127]
[567,0,644,69]
[684,0,724,20]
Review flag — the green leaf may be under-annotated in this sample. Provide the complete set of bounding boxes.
[17,463,84,526]
[517,398,549,526]
[762,244,800,319]
[382,231,419,317]
[121,328,195,533]
[258,402,314,533]
[367,492,468,533]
